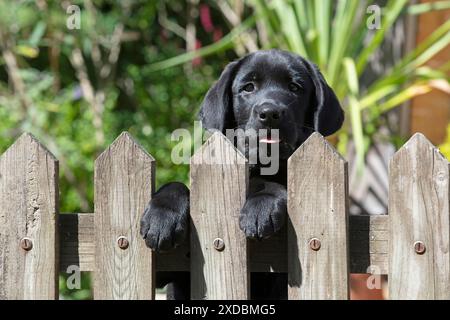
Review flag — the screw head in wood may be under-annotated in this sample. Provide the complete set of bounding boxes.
[213,238,225,251]
[414,241,426,255]
[117,236,129,250]
[20,237,33,251]
[309,238,321,251]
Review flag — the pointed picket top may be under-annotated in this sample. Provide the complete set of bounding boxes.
[389,132,450,299]
[0,132,57,161]
[287,131,349,300]
[95,131,154,164]
[94,130,155,299]
[288,132,346,165]
[190,130,248,299]
[191,131,246,166]
[0,132,58,299]
[392,132,448,163]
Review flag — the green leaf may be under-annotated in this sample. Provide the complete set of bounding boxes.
[356,0,409,75]
[314,0,331,66]
[327,0,360,86]
[15,45,39,58]
[343,58,359,94]
[359,85,398,109]
[413,66,449,79]
[399,19,450,73]
[369,19,450,91]
[146,16,256,72]
[376,83,433,113]
[407,1,450,15]
[348,96,365,174]
[28,21,46,47]
[273,0,308,56]
[344,57,364,173]
[293,0,309,31]
[251,0,283,47]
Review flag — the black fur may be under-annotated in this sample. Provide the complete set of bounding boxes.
[140,49,344,299]
[140,182,189,251]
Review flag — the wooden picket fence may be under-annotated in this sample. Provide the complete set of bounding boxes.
[0,131,449,300]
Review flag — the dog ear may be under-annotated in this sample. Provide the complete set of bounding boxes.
[198,61,240,132]
[303,59,344,136]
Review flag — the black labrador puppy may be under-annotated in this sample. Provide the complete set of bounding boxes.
[140,49,344,299]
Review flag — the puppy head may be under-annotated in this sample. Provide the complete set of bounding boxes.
[199,49,344,159]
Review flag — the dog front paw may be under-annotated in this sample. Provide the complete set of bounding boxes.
[140,182,189,252]
[239,193,286,240]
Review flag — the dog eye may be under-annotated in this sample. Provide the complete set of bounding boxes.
[243,83,255,92]
[289,83,301,92]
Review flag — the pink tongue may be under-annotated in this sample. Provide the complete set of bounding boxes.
[260,138,280,144]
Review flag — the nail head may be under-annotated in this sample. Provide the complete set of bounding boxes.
[213,238,225,251]
[20,237,33,251]
[309,238,321,251]
[414,241,426,255]
[117,236,129,249]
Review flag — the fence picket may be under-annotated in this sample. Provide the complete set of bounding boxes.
[94,132,155,300]
[389,133,450,299]
[0,133,59,299]
[287,133,349,300]
[1,130,448,300]
[190,132,249,299]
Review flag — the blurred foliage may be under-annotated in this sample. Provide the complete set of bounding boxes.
[0,0,231,212]
[151,0,450,172]
[59,272,92,300]
[0,0,449,299]
[439,125,450,160]
[0,0,233,299]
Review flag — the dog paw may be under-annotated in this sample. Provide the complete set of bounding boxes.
[140,182,189,252]
[239,193,286,240]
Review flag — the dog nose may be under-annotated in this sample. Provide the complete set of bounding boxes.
[256,105,284,126]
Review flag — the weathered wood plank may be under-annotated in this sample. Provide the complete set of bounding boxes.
[59,213,389,274]
[59,213,94,272]
[190,132,249,299]
[349,215,388,274]
[0,133,59,300]
[94,132,155,300]
[287,133,349,300]
[389,133,450,300]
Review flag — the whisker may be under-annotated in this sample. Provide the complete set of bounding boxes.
[285,99,298,108]
[285,120,316,132]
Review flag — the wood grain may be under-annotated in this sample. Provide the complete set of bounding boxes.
[59,213,94,272]
[287,133,349,300]
[349,215,388,274]
[59,213,388,274]
[94,132,155,300]
[190,132,249,300]
[389,133,450,299]
[3,130,448,300]
[0,133,59,300]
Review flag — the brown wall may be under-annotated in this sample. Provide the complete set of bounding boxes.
[410,0,450,145]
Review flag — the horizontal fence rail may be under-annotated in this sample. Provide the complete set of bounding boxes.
[0,131,449,300]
